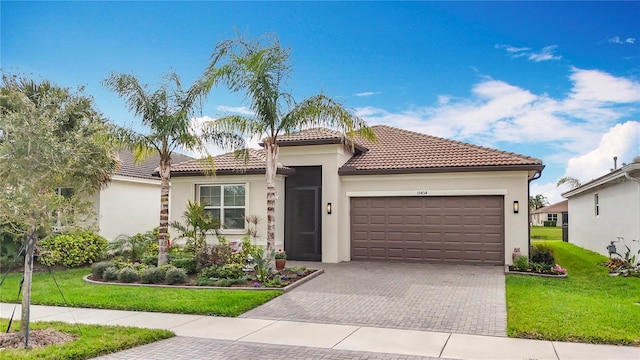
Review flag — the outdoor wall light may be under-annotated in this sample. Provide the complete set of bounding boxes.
[327,203,332,215]
[513,201,520,214]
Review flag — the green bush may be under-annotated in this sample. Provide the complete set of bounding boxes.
[117,267,139,283]
[142,254,158,266]
[91,261,115,279]
[513,255,529,270]
[196,277,247,286]
[531,244,555,265]
[165,267,187,284]
[199,263,244,280]
[543,221,557,227]
[107,229,158,262]
[102,266,118,281]
[139,266,164,284]
[39,230,107,267]
[169,254,197,275]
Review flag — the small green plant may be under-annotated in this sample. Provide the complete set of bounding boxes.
[117,267,139,283]
[198,263,244,281]
[513,255,529,270]
[252,248,273,281]
[139,266,164,284]
[170,200,219,255]
[169,253,197,274]
[275,249,287,259]
[196,277,248,286]
[91,261,115,279]
[102,266,118,281]
[165,267,187,284]
[39,230,107,267]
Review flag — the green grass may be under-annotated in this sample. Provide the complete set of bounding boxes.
[530,226,562,241]
[506,241,640,345]
[0,319,173,360]
[0,268,281,316]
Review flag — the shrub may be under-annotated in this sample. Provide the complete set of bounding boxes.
[513,255,529,270]
[142,254,158,266]
[196,277,247,286]
[117,267,139,283]
[531,244,555,265]
[169,254,197,275]
[543,221,557,227]
[107,229,157,262]
[102,266,118,281]
[91,261,115,279]
[39,230,107,267]
[165,267,187,284]
[158,264,175,279]
[198,263,244,281]
[139,266,164,284]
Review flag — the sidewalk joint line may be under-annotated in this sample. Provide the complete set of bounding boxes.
[235,319,279,341]
[331,325,362,349]
[439,333,452,358]
[551,341,560,360]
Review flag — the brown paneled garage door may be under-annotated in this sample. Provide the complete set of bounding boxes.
[350,196,504,265]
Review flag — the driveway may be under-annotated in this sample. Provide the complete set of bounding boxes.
[241,261,507,337]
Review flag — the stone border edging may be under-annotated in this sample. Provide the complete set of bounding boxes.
[504,265,567,278]
[83,268,324,292]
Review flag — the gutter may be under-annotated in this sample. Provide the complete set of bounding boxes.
[527,170,543,257]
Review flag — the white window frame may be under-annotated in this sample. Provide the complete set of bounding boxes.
[594,193,599,216]
[197,183,248,233]
[547,213,558,222]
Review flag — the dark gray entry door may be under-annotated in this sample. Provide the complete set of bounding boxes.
[285,166,322,261]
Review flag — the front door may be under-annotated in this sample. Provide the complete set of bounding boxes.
[285,166,322,261]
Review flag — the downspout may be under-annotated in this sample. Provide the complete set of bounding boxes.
[528,171,543,257]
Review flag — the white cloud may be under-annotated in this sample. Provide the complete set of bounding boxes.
[495,44,561,62]
[528,45,562,62]
[564,121,640,182]
[608,36,636,44]
[355,91,380,97]
[216,105,254,115]
[567,67,640,104]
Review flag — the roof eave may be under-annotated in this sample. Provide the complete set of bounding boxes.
[170,168,295,177]
[338,164,545,176]
[562,163,640,198]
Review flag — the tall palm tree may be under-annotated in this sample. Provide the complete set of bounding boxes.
[201,33,376,251]
[103,72,245,265]
[556,176,581,189]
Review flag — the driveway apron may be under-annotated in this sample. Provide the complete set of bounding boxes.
[241,261,507,337]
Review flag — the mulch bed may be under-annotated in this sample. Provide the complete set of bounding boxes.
[0,328,76,350]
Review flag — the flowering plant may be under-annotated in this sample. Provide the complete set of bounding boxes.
[553,264,567,275]
[275,249,287,259]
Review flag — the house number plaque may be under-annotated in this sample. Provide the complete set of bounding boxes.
[416,190,428,196]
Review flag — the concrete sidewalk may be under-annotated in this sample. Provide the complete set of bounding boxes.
[1,303,638,360]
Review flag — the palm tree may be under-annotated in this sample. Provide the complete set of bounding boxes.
[556,176,581,189]
[201,33,376,251]
[103,72,245,265]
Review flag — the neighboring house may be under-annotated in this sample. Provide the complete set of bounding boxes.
[92,151,193,241]
[169,125,544,265]
[562,158,640,258]
[531,200,568,227]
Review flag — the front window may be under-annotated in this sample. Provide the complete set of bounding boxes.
[199,184,246,230]
[547,213,558,222]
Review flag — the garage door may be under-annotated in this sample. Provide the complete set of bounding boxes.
[350,196,504,265]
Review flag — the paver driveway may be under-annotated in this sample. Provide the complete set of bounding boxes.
[241,261,507,336]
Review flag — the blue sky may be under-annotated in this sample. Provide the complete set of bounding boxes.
[2,1,639,203]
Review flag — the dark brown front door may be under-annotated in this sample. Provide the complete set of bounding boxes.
[350,196,504,265]
[285,166,322,261]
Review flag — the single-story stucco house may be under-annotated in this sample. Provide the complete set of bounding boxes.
[169,125,544,265]
[531,200,568,227]
[562,157,640,258]
[92,150,193,241]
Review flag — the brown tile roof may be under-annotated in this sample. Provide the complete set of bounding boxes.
[116,150,194,180]
[532,200,568,214]
[339,125,544,175]
[276,128,368,152]
[170,149,293,176]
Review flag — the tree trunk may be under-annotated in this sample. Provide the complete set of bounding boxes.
[158,160,171,266]
[264,141,279,251]
[20,228,37,347]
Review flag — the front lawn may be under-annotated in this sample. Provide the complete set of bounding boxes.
[506,241,640,345]
[0,319,173,360]
[0,267,281,317]
[530,226,562,241]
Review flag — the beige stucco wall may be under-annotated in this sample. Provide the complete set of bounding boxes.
[339,171,532,265]
[169,174,285,249]
[95,176,161,241]
[568,180,640,257]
